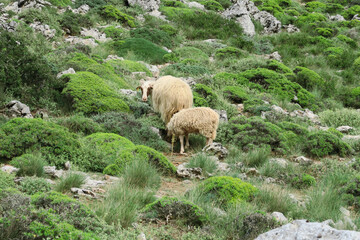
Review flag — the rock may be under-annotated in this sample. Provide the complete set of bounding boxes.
[176,163,203,179]
[80,28,108,42]
[217,162,230,172]
[246,168,260,176]
[214,109,228,122]
[269,158,288,168]
[83,178,106,188]
[180,77,196,87]
[65,36,98,47]
[73,4,90,14]
[57,68,76,79]
[138,61,160,77]
[289,109,321,125]
[0,19,18,32]
[126,0,160,11]
[255,219,360,240]
[1,165,19,174]
[187,1,206,10]
[148,10,168,21]
[271,212,288,224]
[352,14,360,21]
[319,126,330,131]
[131,72,147,77]
[44,166,63,178]
[34,109,49,119]
[137,233,146,240]
[202,142,228,160]
[329,14,345,21]
[340,207,351,217]
[253,11,282,34]
[336,126,353,133]
[150,127,161,138]
[64,161,71,170]
[343,135,360,141]
[294,156,313,166]
[213,207,227,217]
[70,187,97,198]
[264,52,282,62]
[119,89,138,97]
[105,55,124,62]
[6,100,33,118]
[29,21,56,39]
[236,103,244,113]
[283,24,300,33]
[265,177,276,184]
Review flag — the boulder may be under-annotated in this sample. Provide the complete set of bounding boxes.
[176,163,203,179]
[29,21,56,39]
[264,52,282,62]
[255,219,360,240]
[294,156,313,166]
[214,109,228,122]
[80,28,108,42]
[283,24,300,33]
[202,142,229,159]
[57,68,76,79]
[65,36,98,47]
[126,0,160,11]
[271,212,288,224]
[336,126,353,133]
[1,165,19,174]
[6,100,33,118]
[329,14,345,22]
[269,158,288,168]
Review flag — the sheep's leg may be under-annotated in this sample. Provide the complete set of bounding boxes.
[179,135,186,154]
[206,138,213,146]
[185,134,190,149]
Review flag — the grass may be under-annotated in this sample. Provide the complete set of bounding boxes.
[319,108,360,128]
[55,172,86,193]
[243,148,271,168]
[122,158,161,189]
[187,153,218,175]
[11,153,47,177]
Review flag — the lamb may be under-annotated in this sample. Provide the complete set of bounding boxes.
[167,107,220,154]
[137,75,193,124]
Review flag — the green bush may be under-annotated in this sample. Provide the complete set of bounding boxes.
[337,35,357,48]
[344,175,360,208]
[319,109,360,128]
[215,47,244,59]
[346,87,360,108]
[86,63,130,89]
[60,10,93,35]
[103,26,124,40]
[107,59,152,76]
[305,1,326,12]
[114,145,176,175]
[0,118,80,161]
[343,5,360,20]
[293,66,324,90]
[141,197,207,226]
[193,84,218,108]
[296,13,326,27]
[91,112,168,151]
[199,176,258,205]
[175,46,209,63]
[187,153,218,175]
[130,27,173,48]
[305,131,352,157]
[55,172,86,193]
[0,171,15,190]
[54,115,104,136]
[62,72,130,114]
[67,53,98,71]
[266,60,293,75]
[315,28,334,38]
[201,0,224,11]
[113,38,168,64]
[48,0,71,6]
[162,0,187,7]
[101,5,135,27]
[291,174,316,189]
[223,86,249,103]
[103,164,122,176]
[11,154,47,177]
[18,177,51,195]
[161,63,210,77]
[160,24,177,36]
[277,121,309,136]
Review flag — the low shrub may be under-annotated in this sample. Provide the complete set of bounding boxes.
[107,59,152,76]
[10,153,47,177]
[160,24,177,36]
[187,153,218,175]
[193,84,218,108]
[54,172,86,193]
[223,86,249,103]
[0,118,80,161]
[291,173,316,189]
[201,0,224,11]
[48,0,71,6]
[18,177,51,195]
[296,13,327,27]
[319,109,360,128]
[85,132,135,154]
[315,27,333,38]
[0,171,15,190]
[241,212,278,239]
[54,114,104,136]
[215,47,244,59]
[112,38,168,64]
[337,34,357,48]
[292,66,324,90]
[103,26,124,40]
[130,27,173,48]
[305,131,352,157]
[141,197,207,226]
[62,72,130,114]
[174,46,209,63]
[343,5,360,20]
[161,63,210,77]
[60,10,93,35]
[100,5,135,27]
[343,175,360,209]
[266,60,293,75]
[346,87,360,108]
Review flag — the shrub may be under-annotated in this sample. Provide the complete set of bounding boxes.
[101,5,135,27]
[315,27,333,38]
[54,172,86,193]
[18,177,51,195]
[103,164,122,176]
[193,84,218,108]
[305,131,352,157]
[223,86,249,103]
[160,24,177,36]
[62,72,130,114]
[291,174,316,189]
[215,47,244,59]
[187,153,218,175]
[130,27,173,48]
[10,153,47,177]
[346,87,360,108]
[242,147,270,167]
[67,53,98,71]
[54,115,104,135]
[343,5,360,20]
[337,34,357,48]
[60,10,93,35]
[174,46,209,63]
[162,0,187,7]
[241,212,278,239]
[292,66,324,90]
[107,59,152,76]
[201,0,224,11]
[0,171,15,190]
[161,63,210,77]
[0,118,80,161]
[141,197,207,226]
[103,26,124,40]
[296,13,326,27]
[319,109,360,128]
[343,175,360,208]
[48,0,71,6]
[198,176,258,205]
[91,112,168,151]
[85,63,130,89]
[266,60,293,74]
[123,158,161,189]
[115,145,176,175]
[32,191,107,233]
[112,38,168,64]
[305,1,326,12]
[75,0,106,8]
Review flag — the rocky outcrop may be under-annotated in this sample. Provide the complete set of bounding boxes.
[202,142,229,159]
[65,36,98,47]
[214,109,228,122]
[222,0,281,36]
[5,100,33,118]
[29,21,56,39]
[58,4,90,15]
[4,0,52,14]
[255,219,360,240]
[176,163,204,179]
[283,24,300,33]
[264,51,282,62]
[80,28,109,42]
[126,0,160,11]
[57,68,76,79]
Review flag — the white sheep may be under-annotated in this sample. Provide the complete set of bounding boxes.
[167,107,220,154]
[137,75,193,124]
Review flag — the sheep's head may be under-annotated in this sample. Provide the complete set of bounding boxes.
[136,79,154,102]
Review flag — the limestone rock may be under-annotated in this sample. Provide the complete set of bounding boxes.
[105,55,124,62]
[185,1,206,10]
[57,68,76,79]
[126,0,160,11]
[202,142,228,160]
[1,165,19,174]
[264,52,282,62]
[294,156,313,166]
[269,158,288,168]
[336,126,353,133]
[271,212,288,224]
[176,163,203,179]
[217,162,230,172]
[6,100,33,118]
[180,77,196,87]
[214,109,228,122]
[119,89,138,97]
[80,28,109,42]
[246,168,260,176]
[255,219,360,240]
[65,36,98,47]
[34,109,49,119]
[44,166,64,178]
[352,14,360,21]
[329,14,345,22]
[29,21,56,39]
[283,24,300,33]
[343,135,360,141]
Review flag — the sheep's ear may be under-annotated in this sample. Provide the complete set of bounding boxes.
[136,86,141,91]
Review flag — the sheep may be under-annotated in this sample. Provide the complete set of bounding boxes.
[137,75,193,124]
[167,107,220,154]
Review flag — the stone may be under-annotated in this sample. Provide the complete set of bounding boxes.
[6,100,33,118]
[180,77,196,87]
[137,233,146,240]
[271,212,288,224]
[342,135,360,141]
[253,11,281,34]
[202,142,228,159]
[70,187,97,198]
[29,21,56,39]
[269,158,288,168]
[126,0,160,11]
[119,89,138,97]
[73,4,90,14]
[83,178,106,188]
[283,24,300,33]
[352,14,360,21]
[185,1,206,10]
[44,166,63,178]
[57,68,76,79]
[65,36,98,47]
[138,61,160,77]
[214,109,228,122]
[336,126,353,133]
[217,162,230,172]
[64,161,71,170]
[80,28,108,42]
[34,109,49,119]
[289,109,320,125]
[294,156,313,166]
[255,219,360,240]
[246,168,260,176]
[1,165,19,174]
[150,127,162,138]
[176,163,203,179]
[265,177,276,184]
[329,14,345,22]
[105,55,124,62]
[131,72,147,77]
[264,52,282,62]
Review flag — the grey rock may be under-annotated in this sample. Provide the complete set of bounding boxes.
[255,219,360,240]
[1,165,19,174]
[202,142,228,159]
[119,89,138,97]
[35,109,49,119]
[138,61,160,77]
[105,55,124,62]
[343,135,360,141]
[150,126,161,138]
[65,36,98,47]
[352,14,360,21]
[6,100,33,118]
[289,109,320,124]
[70,187,97,198]
[336,126,353,133]
[319,126,330,131]
[264,51,282,62]
[269,158,288,168]
[329,14,345,21]
[44,166,63,178]
[177,163,203,179]
[73,4,90,14]
[214,109,228,122]
[186,1,206,10]
[271,212,288,224]
[127,0,160,11]
[253,10,282,34]
[265,177,276,184]
[57,68,76,79]
[283,24,300,33]
[246,168,260,176]
[137,233,146,240]
[180,77,196,87]
[81,28,108,42]
[83,178,106,188]
[294,156,313,166]
[64,161,71,170]
[29,21,56,39]
[217,162,230,172]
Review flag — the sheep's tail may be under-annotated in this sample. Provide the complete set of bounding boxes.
[171,134,176,156]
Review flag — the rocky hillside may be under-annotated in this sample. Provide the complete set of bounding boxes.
[1,0,360,239]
